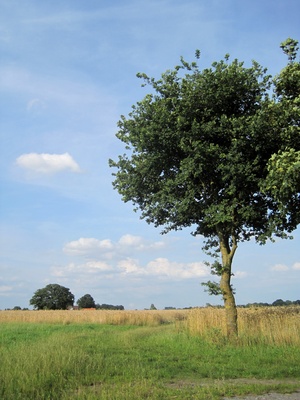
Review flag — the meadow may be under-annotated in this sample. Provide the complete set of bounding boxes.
[0,307,299,399]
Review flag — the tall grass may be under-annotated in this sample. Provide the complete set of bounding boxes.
[0,309,186,326]
[186,306,300,345]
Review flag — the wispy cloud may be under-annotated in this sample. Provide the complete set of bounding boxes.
[0,285,13,295]
[16,153,81,174]
[20,2,203,30]
[26,98,46,113]
[270,262,300,272]
[0,65,117,125]
[52,261,113,277]
[270,264,290,272]
[292,262,300,270]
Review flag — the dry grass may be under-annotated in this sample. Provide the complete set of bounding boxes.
[1,306,299,345]
[0,309,187,326]
[238,306,300,345]
[186,306,300,345]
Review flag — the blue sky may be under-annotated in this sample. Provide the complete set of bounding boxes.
[0,0,299,310]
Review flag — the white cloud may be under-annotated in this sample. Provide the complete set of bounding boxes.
[83,261,113,273]
[118,258,141,274]
[292,262,300,270]
[63,235,165,258]
[118,257,210,280]
[52,260,112,277]
[61,235,209,280]
[51,255,210,282]
[118,234,164,251]
[270,264,289,272]
[16,152,81,174]
[118,234,143,247]
[63,238,114,255]
[145,258,209,279]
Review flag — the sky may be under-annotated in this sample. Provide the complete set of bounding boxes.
[0,0,299,310]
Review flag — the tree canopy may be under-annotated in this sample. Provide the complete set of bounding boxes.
[30,284,74,310]
[109,39,300,337]
[262,38,300,224]
[77,294,96,309]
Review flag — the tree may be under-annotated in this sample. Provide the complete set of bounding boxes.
[30,284,74,310]
[109,41,300,338]
[272,299,285,307]
[77,294,96,309]
[262,38,300,225]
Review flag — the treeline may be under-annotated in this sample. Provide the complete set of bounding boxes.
[241,299,300,308]
[4,305,125,311]
[174,299,300,309]
[5,299,300,311]
[95,304,124,310]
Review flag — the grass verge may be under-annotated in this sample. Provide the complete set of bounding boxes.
[1,321,299,399]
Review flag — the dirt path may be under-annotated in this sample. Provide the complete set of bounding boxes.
[223,392,300,400]
[166,378,300,399]
[221,379,300,400]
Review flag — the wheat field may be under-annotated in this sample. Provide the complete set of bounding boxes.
[0,309,187,326]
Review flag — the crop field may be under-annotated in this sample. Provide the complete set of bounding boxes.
[0,307,299,399]
[0,308,187,326]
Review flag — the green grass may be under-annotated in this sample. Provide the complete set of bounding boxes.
[0,322,299,399]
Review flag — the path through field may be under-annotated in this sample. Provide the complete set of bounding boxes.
[223,392,300,400]
[167,378,300,399]
[221,379,300,400]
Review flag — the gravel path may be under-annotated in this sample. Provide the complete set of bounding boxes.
[223,391,300,400]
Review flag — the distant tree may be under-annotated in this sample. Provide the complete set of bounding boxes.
[77,294,96,309]
[13,306,22,310]
[272,299,285,307]
[244,302,270,308]
[29,284,74,310]
[109,39,300,338]
[150,304,157,310]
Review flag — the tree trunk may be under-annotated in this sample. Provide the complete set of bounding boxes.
[219,233,238,338]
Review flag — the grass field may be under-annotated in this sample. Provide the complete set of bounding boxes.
[0,307,299,399]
